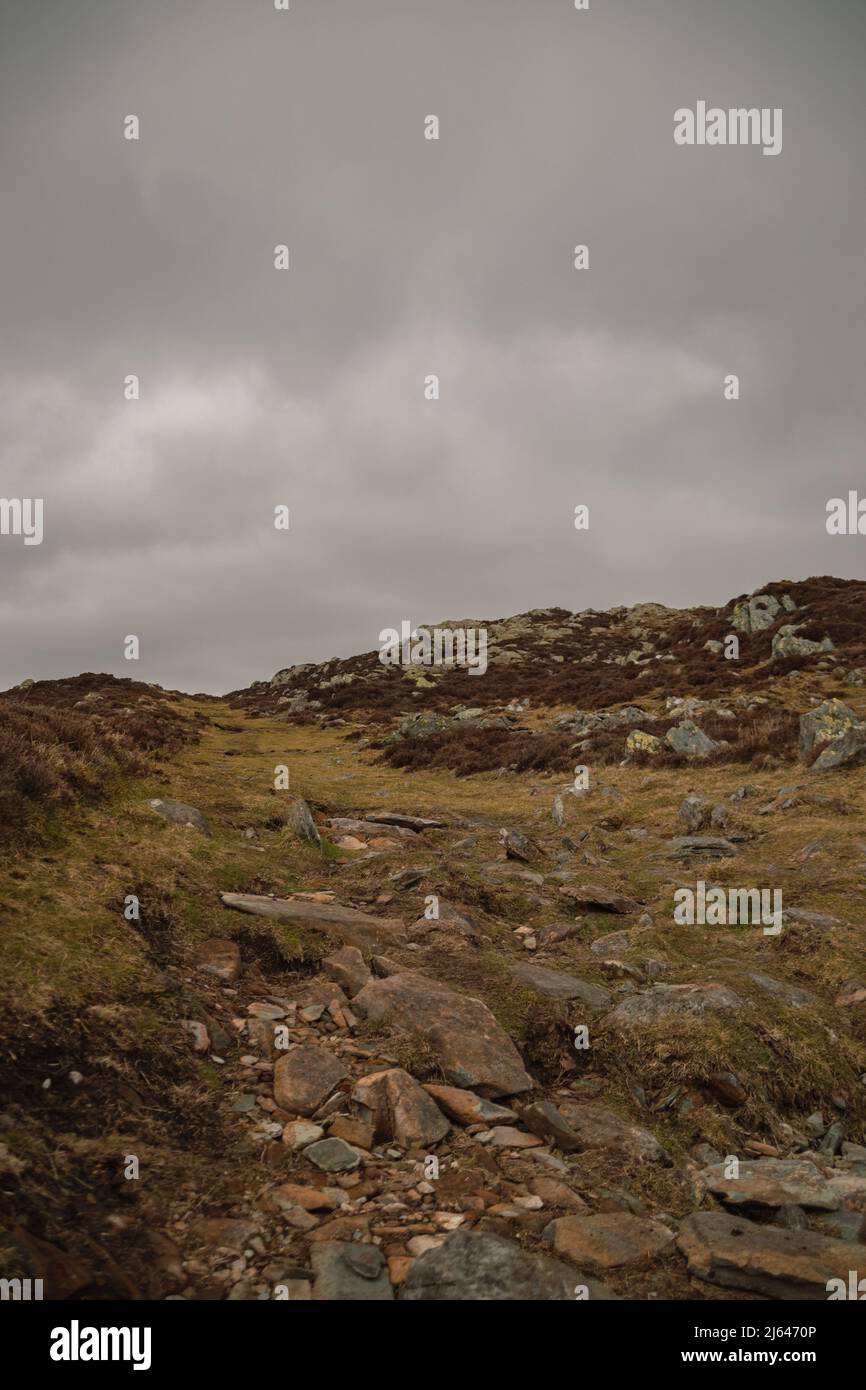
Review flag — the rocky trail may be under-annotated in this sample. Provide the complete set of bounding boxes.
[3,581,866,1302]
[164,795,866,1303]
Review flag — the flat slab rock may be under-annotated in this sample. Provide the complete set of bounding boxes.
[665,836,737,857]
[330,817,418,840]
[544,1212,675,1270]
[352,970,533,1098]
[605,982,744,1029]
[399,1228,618,1301]
[509,962,612,1011]
[148,797,212,835]
[311,1242,393,1300]
[422,1084,516,1127]
[678,1210,860,1300]
[362,811,446,831]
[558,884,641,914]
[220,893,405,953]
[702,1158,866,1213]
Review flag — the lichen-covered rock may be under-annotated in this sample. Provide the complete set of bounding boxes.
[625,729,663,757]
[799,698,866,771]
[731,592,781,634]
[772,625,834,660]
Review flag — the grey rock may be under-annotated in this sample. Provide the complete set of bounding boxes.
[678,794,710,832]
[304,1137,362,1173]
[288,798,321,846]
[220,893,406,953]
[399,1228,618,1301]
[731,593,781,634]
[678,1210,860,1299]
[606,982,744,1029]
[554,1101,671,1165]
[666,835,737,858]
[311,1242,393,1300]
[362,811,446,831]
[772,625,834,661]
[509,962,612,1012]
[148,797,212,835]
[664,721,724,758]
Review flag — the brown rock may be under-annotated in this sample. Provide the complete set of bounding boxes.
[835,979,866,1008]
[322,947,371,997]
[352,971,533,1098]
[519,1100,583,1152]
[273,1046,348,1116]
[328,1116,376,1150]
[197,938,242,982]
[545,1212,675,1269]
[486,1126,543,1149]
[423,1084,516,1127]
[268,1183,346,1212]
[353,1068,450,1147]
[10,1227,92,1299]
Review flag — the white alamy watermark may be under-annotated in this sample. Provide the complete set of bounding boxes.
[0,497,43,545]
[0,1277,43,1300]
[674,102,782,157]
[827,1272,866,1300]
[50,1322,151,1371]
[379,621,488,676]
[826,492,866,535]
[674,880,782,935]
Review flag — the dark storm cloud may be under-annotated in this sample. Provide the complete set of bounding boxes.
[1,0,864,691]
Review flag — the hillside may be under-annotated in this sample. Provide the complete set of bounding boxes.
[2,577,866,1302]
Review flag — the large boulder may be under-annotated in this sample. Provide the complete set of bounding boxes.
[352,971,533,1098]
[399,1228,618,1301]
[772,625,834,660]
[731,593,782,634]
[799,699,866,772]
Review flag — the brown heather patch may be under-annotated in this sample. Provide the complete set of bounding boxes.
[0,677,203,847]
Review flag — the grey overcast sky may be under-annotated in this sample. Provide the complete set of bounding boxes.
[1,0,864,693]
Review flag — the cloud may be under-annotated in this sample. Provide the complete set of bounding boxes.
[1,0,865,690]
